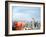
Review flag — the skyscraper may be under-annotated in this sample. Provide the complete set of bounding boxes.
[32,18,35,29]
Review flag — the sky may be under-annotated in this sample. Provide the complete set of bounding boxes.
[12,6,41,22]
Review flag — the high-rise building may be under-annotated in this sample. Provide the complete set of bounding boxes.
[32,18,35,29]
